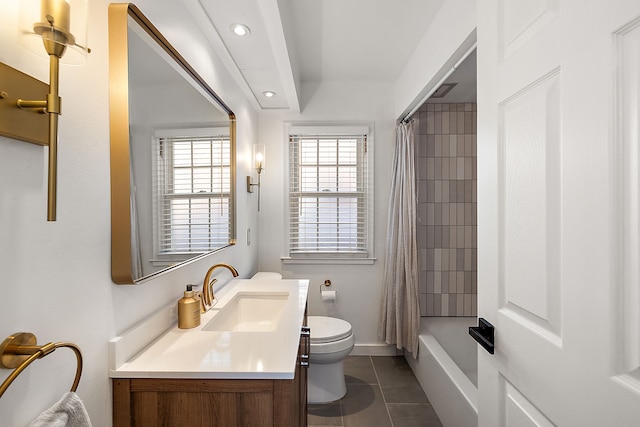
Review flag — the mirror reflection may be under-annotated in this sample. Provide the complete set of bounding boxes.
[109,4,236,284]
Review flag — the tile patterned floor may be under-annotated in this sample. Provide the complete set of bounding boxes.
[308,356,443,427]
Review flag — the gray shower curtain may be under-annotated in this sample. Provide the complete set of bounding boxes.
[378,120,420,357]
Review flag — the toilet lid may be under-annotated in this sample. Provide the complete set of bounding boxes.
[307,316,352,343]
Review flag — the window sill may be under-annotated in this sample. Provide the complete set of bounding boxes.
[281,257,377,265]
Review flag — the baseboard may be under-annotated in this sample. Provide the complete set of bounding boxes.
[350,343,402,356]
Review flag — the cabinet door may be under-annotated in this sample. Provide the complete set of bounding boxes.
[113,378,273,427]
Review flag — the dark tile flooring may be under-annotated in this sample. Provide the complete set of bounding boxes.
[308,356,443,427]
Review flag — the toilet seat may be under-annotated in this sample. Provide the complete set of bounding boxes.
[310,334,355,355]
[308,316,352,343]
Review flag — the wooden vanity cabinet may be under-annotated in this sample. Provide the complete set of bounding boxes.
[112,320,309,426]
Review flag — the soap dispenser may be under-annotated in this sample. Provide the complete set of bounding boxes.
[178,284,201,329]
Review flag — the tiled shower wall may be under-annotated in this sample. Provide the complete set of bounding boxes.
[414,103,477,317]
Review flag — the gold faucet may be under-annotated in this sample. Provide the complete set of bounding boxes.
[201,263,239,311]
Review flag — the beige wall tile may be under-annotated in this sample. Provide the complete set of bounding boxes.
[416,103,477,317]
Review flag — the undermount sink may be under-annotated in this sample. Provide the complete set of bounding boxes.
[202,292,290,332]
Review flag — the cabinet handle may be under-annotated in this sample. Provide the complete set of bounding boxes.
[300,354,309,368]
[300,326,311,368]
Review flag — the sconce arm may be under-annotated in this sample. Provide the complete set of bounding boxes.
[16,99,47,110]
[15,57,61,116]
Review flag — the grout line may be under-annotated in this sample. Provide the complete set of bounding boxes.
[369,355,381,386]
[370,356,396,427]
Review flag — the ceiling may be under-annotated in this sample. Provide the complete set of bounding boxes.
[188,0,475,112]
[426,50,477,104]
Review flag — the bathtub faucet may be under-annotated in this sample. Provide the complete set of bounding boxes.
[201,263,239,312]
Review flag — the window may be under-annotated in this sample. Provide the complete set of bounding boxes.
[287,125,373,262]
[154,128,231,262]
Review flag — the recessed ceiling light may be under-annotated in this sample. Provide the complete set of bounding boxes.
[230,24,251,37]
[263,91,276,98]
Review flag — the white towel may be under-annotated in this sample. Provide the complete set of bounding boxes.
[29,392,92,427]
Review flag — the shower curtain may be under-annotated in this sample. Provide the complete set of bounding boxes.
[379,120,420,357]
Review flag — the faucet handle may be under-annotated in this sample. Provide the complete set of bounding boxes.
[194,290,206,314]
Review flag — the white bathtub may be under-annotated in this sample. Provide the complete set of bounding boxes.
[405,317,478,427]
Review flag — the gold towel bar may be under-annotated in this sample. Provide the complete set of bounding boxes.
[0,332,83,399]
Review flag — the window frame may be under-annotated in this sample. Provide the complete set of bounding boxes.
[152,127,232,266]
[282,124,375,265]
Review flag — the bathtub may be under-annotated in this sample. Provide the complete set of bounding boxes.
[405,317,478,427]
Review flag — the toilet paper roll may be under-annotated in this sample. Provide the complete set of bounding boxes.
[321,290,337,302]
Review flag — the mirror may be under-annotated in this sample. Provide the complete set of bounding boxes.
[109,4,236,284]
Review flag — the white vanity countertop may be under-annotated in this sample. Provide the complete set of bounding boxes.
[109,278,309,380]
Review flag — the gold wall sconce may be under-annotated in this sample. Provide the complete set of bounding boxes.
[0,0,89,221]
[247,144,265,211]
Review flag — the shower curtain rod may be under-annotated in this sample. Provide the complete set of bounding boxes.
[401,43,477,124]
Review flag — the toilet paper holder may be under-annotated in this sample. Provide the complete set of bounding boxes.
[320,279,338,295]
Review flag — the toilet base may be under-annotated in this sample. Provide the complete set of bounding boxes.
[307,359,347,404]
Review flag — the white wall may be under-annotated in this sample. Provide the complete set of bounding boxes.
[0,1,259,425]
[257,81,397,351]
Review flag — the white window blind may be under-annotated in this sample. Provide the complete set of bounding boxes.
[288,133,369,256]
[155,130,231,256]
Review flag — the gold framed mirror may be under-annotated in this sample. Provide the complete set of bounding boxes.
[109,3,236,284]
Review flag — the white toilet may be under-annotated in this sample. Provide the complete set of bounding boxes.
[307,316,355,404]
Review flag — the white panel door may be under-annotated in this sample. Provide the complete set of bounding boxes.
[477,0,640,425]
